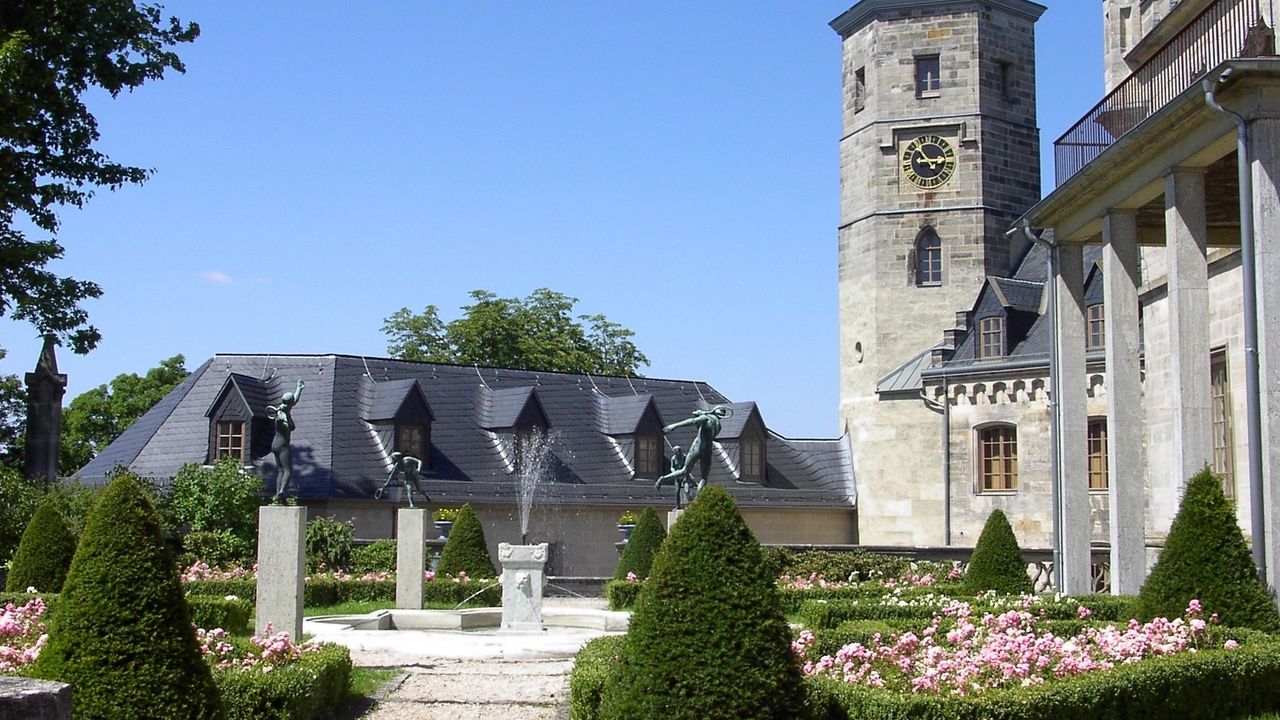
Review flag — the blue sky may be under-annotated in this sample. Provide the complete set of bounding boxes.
[0,1,1100,438]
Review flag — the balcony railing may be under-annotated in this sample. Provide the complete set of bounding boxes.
[1054,0,1270,186]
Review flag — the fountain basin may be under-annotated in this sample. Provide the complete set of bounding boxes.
[303,606,629,661]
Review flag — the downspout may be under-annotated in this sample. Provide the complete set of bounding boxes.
[1205,69,1267,579]
[920,373,952,546]
[1011,220,1063,592]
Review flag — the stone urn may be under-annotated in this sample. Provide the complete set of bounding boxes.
[434,520,453,540]
[617,524,635,543]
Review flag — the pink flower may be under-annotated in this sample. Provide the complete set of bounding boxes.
[1078,606,1092,620]
[1224,640,1239,649]
[626,572,638,583]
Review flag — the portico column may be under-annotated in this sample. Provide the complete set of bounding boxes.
[1056,243,1091,595]
[1250,117,1280,592]
[1165,167,1212,483]
[1102,210,1146,594]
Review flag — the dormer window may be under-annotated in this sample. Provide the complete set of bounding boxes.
[363,378,435,471]
[205,373,271,465]
[398,424,426,465]
[216,421,245,461]
[979,316,1005,359]
[636,433,662,477]
[741,435,764,481]
[595,392,666,480]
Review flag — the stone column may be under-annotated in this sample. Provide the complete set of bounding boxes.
[498,543,549,631]
[1251,117,1280,592]
[1165,167,1212,483]
[1057,243,1092,595]
[396,509,426,610]
[1103,210,1146,594]
[256,506,306,639]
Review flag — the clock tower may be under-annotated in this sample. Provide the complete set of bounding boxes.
[831,0,1045,545]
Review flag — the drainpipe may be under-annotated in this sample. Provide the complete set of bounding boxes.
[920,374,952,546]
[1205,69,1267,579]
[1010,221,1063,592]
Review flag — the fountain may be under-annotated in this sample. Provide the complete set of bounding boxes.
[502,428,556,630]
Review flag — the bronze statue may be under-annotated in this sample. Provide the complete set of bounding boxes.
[654,405,731,508]
[375,451,429,507]
[269,379,304,502]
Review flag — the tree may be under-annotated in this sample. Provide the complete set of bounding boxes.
[963,509,1033,595]
[436,503,496,578]
[382,288,649,376]
[0,349,24,469]
[614,506,666,581]
[0,3,199,352]
[60,354,188,473]
[6,496,76,593]
[0,465,43,564]
[1136,467,1280,631]
[171,456,264,565]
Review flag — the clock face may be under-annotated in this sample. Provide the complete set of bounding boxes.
[901,135,957,189]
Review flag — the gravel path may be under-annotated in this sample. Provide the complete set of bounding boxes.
[358,658,572,719]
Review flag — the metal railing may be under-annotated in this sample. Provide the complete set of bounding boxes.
[1054,0,1269,185]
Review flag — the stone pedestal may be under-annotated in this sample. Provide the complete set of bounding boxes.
[0,677,70,720]
[396,509,426,609]
[498,543,548,631]
[257,506,306,638]
[667,509,684,531]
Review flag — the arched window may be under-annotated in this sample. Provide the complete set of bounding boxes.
[916,228,942,286]
[977,424,1018,492]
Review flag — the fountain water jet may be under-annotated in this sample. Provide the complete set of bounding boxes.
[501,428,557,631]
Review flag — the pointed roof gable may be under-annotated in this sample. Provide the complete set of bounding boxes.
[361,378,434,422]
[205,373,273,419]
[479,385,547,430]
[696,400,763,439]
[595,393,662,435]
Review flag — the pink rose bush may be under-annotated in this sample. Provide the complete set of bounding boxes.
[780,562,964,592]
[181,561,445,583]
[0,598,48,673]
[794,599,1229,696]
[197,623,319,673]
[181,562,256,582]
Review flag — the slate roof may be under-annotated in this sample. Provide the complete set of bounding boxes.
[695,400,760,439]
[595,393,660,435]
[76,354,855,510]
[361,378,433,422]
[207,373,273,419]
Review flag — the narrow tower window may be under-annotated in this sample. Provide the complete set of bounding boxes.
[1087,303,1105,350]
[854,67,866,113]
[916,55,941,97]
[916,228,942,286]
[1211,349,1235,496]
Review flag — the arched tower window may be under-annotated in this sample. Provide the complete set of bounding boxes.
[915,228,942,286]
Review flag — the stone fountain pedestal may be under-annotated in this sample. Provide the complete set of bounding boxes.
[498,542,548,632]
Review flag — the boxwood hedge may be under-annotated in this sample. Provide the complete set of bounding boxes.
[182,577,501,608]
[569,634,627,720]
[214,643,352,720]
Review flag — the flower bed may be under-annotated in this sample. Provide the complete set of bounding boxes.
[180,562,500,607]
[0,597,47,674]
[799,591,1138,630]
[204,630,352,720]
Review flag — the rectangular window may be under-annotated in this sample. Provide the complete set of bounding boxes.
[979,317,1004,359]
[1211,349,1235,496]
[741,437,762,479]
[398,425,424,459]
[916,55,941,97]
[1088,418,1108,490]
[854,67,866,113]
[635,434,661,477]
[999,60,1014,99]
[979,426,1018,492]
[1087,304,1106,350]
[216,421,245,461]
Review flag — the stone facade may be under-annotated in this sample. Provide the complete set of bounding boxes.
[834,0,1044,546]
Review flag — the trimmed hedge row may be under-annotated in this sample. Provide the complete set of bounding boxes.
[811,618,1110,659]
[761,548,910,583]
[569,634,626,720]
[803,639,1280,720]
[799,595,1140,631]
[182,578,501,608]
[604,580,642,610]
[188,596,252,635]
[215,643,353,720]
[778,583,967,614]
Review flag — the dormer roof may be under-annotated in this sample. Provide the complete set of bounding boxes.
[361,378,434,422]
[595,393,662,435]
[205,373,273,419]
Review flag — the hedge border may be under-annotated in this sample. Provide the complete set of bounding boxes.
[214,643,353,720]
[569,635,627,720]
[181,578,501,608]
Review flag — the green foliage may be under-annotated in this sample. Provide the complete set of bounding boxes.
[214,643,352,720]
[187,596,251,635]
[604,579,643,610]
[183,576,500,608]
[760,547,909,583]
[613,506,666,580]
[797,594,1140,632]
[599,485,805,720]
[350,539,398,574]
[570,635,627,720]
[963,509,1032,595]
[0,5,199,351]
[383,288,649,375]
[617,510,638,525]
[30,472,223,719]
[1137,467,1280,632]
[436,503,496,578]
[804,637,1280,720]
[6,498,76,593]
[181,529,255,569]
[184,579,257,602]
[172,456,263,546]
[432,506,460,523]
[0,354,25,469]
[306,516,354,572]
[60,355,189,472]
[44,479,104,538]
[0,466,43,564]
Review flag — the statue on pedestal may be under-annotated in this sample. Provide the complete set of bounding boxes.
[269,379,304,503]
[654,405,731,508]
[375,451,429,507]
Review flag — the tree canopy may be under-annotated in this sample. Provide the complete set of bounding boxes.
[382,288,649,376]
[0,2,199,352]
[61,354,188,473]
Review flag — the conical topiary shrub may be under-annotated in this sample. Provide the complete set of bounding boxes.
[31,473,223,720]
[613,506,666,581]
[6,497,77,593]
[1136,467,1280,631]
[436,503,496,578]
[963,508,1033,595]
[599,485,805,720]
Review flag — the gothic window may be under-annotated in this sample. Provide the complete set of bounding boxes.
[854,67,866,113]
[978,317,1005,359]
[916,228,942,286]
[635,433,662,477]
[1211,348,1235,496]
[916,55,941,97]
[215,421,245,462]
[1088,418,1108,490]
[1087,303,1106,350]
[978,425,1018,492]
